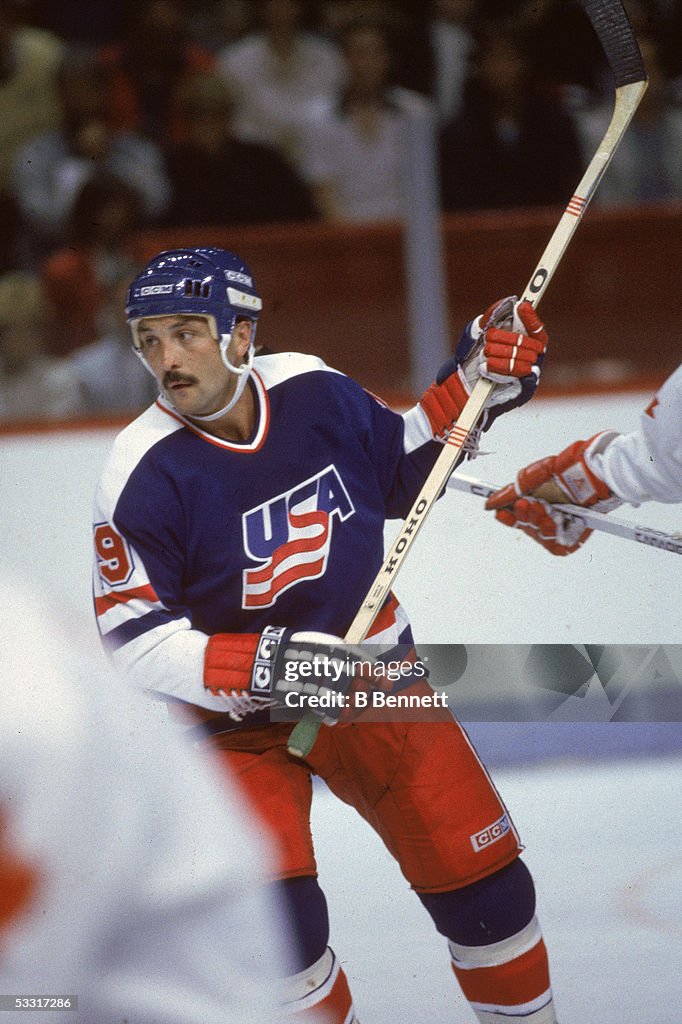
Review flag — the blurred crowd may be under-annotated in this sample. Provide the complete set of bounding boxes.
[1,0,682,422]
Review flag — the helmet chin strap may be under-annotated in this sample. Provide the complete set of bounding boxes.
[189,333,255,423]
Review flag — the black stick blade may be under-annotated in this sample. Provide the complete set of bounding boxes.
[580,0,647,86]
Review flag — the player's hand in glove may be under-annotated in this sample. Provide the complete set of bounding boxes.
[485,431,623,555]
[204,626,384,725]
[419,296,548,441]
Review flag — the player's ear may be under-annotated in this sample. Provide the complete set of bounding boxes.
[232,318,253,359]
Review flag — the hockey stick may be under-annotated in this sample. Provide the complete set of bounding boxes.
[287,0,647,759]
[448,473,682,555]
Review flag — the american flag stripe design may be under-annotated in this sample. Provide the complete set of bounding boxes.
[244,557,327,607]
[243,509,331,608]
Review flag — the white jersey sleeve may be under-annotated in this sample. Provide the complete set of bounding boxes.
[590,365,682,505]
[0,578,294,1024]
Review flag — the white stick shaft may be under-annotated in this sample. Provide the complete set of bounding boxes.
[449,473,682,555]
[520,80,647,306]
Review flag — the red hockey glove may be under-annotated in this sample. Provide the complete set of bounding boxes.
[419,297,548,440]
[485,431,622,556]
[489,496,593,556]
[204,626,382,725]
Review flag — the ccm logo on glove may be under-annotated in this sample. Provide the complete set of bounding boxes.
[252,625,287,691]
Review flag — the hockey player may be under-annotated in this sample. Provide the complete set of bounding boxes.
[0,576,299,1024]
[93,247,559,1023]
[485,365,682,554]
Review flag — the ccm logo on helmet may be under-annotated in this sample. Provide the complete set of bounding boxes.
[139,284,174,296]
[252,625,287,691]
[225,270,253,287]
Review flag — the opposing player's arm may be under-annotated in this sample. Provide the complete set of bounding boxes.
[598,366,682,505]
[484,432,622,556]
[485,366,682,555]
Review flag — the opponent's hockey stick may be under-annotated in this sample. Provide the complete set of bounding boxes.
[287,0,647,759]
[448,473,682,555]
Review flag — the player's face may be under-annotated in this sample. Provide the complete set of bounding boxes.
[136,315,241,417]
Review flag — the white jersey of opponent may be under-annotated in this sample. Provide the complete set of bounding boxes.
[0,579,297,1024]
[591,364,682,505]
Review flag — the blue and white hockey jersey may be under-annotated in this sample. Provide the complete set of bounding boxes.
[93,353,443,720]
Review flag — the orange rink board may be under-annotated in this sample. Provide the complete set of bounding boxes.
[130,202,682,394]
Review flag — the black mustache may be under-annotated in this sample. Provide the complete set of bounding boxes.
[163,372,198,388]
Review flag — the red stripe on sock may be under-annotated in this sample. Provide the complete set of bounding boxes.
[452,938,551,1007]
[291,963,354,1023]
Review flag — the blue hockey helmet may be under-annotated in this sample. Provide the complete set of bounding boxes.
[127,247,261,357]
[126,248,263,420]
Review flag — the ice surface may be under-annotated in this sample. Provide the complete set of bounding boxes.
[311,755,682,1023]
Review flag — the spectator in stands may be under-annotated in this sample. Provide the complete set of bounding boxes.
[301,17,434,223]
[0,0,63,192]
[217,0,344,173]
[318,0,430,97]
[66,268,158,416]
[11,48,169,258]
[573,34,682,206]
[40,173,141,357]
[439,17,584,211]
[99,0,215,145]
[0,272,81,422]
[163,72,318,229]
[428,0,477,123]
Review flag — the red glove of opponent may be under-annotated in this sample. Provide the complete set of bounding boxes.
[485,431,622,556]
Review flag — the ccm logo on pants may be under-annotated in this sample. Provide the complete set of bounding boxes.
[470,813,511,852]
